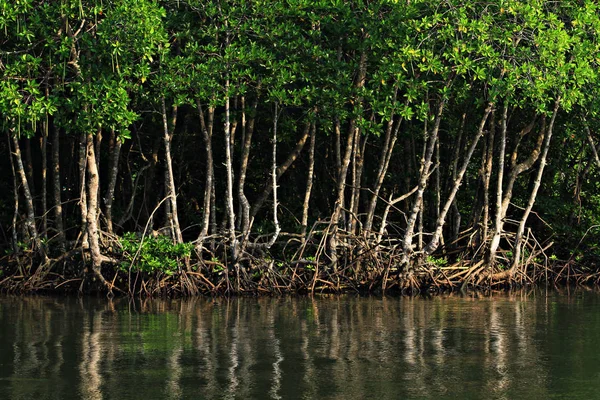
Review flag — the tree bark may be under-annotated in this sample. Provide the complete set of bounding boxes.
[161,96,183,244]
[424,102,493,255]
[249,121,311,219]
[364,103,403,234]
[401,95,447,263]
[509,99,560,271]
[40,121,48,239]
[266,102,281,248]
[301,121,317,238]
[85,130,109,286]
[104,129,122,235]
[223,83,238,260]
[488,103,509,263]
[195,100,215,249]
[237,94,259,241]
[489,114,542,259]
[78,131,89,248]
[12,132,45,259]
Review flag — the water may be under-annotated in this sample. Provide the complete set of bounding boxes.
[1,290,600,399]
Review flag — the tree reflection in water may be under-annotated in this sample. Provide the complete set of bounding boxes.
[1,291,600,399]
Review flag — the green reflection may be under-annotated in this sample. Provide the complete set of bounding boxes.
[0,291,599,399]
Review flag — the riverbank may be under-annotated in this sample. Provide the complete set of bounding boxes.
[1,244,596,297]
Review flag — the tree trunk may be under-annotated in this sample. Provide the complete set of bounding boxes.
[196,100,215,249]
[301,121,317,238]
[364,103,402,234]
[161,96,183,244]
[329,47,368,267]
[237,94,259,242]
[401,95,446,264]
[78,131,89,248]
[481,109,496,245]
[266,102,281,248]
[7,132,20,255]
[509,99,560,272]
[223,84,238,260]
[424,102,492,255]
[249,121,311,219]
[488,103,509,263]
[489,114,542,259]
[40,121,48,239]
[12,132,45,259]
[85,130,109,287]
[104,129,122,235]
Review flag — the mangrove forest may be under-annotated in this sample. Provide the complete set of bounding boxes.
[2,0,600,295]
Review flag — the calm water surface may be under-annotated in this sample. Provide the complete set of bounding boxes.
[1,291,600,399]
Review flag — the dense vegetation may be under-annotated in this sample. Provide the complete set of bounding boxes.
[1,0,600,295]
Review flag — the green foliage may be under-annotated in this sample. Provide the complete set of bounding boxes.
[119,232,193,275]
[426,256,448,268]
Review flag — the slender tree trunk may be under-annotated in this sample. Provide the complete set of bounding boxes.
[488,103,509,263]
[449,112,466,245]
[489,115,542,259]
[424,102,493,255]
[508,99,560,272]
[237,94,259,242]
[40,120,48,240]
[329,47,368,267]
[78,131,89,248]
[348,126,365,234]
[24,137,36,201]
[249,121,311,219]
[7,132,20,254]
[401,96,446,264]
[11,131,46,262]
[196,101,215,249]
[223,83,238,260]
[85,130,108,286]
[266,102,281,248]
[364,105,403,234]
[481,109,496,245]
[301,121,317,238]
[161,96,183,244]
[104,129,121,235]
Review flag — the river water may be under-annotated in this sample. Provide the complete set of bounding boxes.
[0,290,599,399]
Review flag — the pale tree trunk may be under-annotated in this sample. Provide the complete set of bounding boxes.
[52,124,65,250]
[401,96,446,264]
[348,125,366,234]
[266,102,281,249]
[249,121,311,219]
[237,94,259,242]
[508,99,560,273]
[11,131,46,262]
[161,96,183,244]
[424,102,493,255]
[78,131,89,248]
[364,100,403,234]
[85,130,109,287]
[488,103,509,263]
[223,82,238,260]
[489,114,541,259]
[24,137,35,201]
[329,47,368,267]
[195,100,215,249]
[301,121,317,238]
[40,120,48,239]
[449,112,466,244]
[7,132,20,254]
[481,109,496,245]
[104,129,122,235]
[94,130,102,224]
